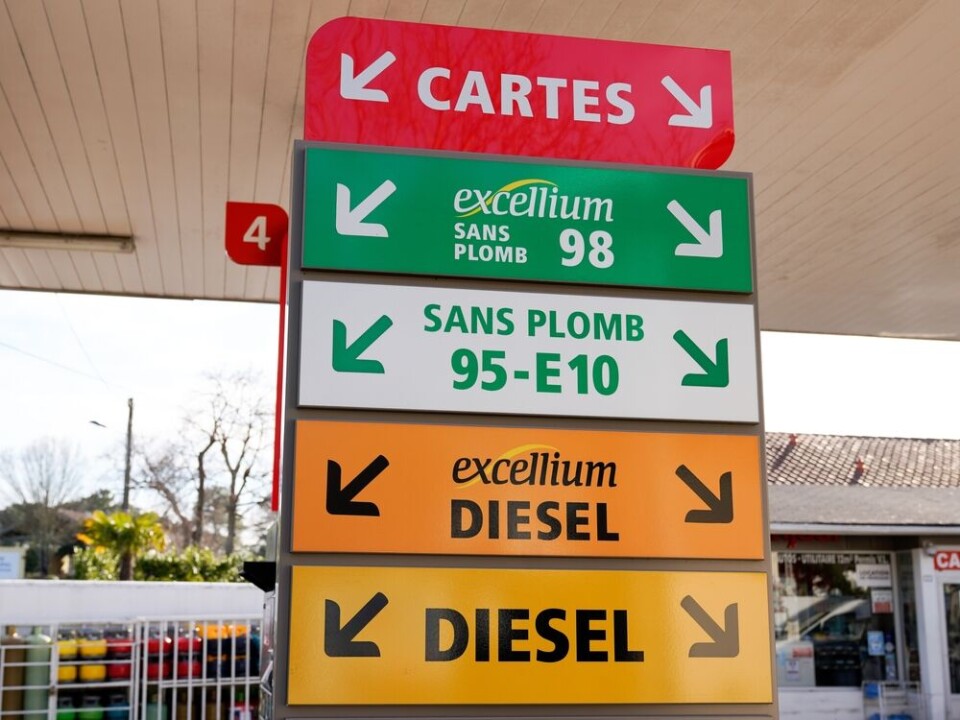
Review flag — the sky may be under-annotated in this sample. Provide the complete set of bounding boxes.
[1,287,959,502]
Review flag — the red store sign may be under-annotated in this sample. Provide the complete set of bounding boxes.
[934,550,960,571]
[305,17,734,169]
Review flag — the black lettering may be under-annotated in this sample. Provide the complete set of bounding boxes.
[472,458,491,484]
[597,503,619,541]
[535,609,568,662]
[451,457,476,484]
[425,609,468,661]
[491,458,510,484]
[614,610,643,662]
[507,500,531,540]
[489,499,500,539]
[498,609,530,662]
[575,609,607,662]
[450,499,483,539]
[567,502,591,541]
[536,501,562,540]
[476,608,490,662]
[509,458,530,484]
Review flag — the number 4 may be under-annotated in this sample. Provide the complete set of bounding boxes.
[243,216,271,251]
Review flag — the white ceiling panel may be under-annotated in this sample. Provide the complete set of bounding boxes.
[0,0,956,341]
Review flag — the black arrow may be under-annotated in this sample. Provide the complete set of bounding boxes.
[681,595,739,658]
[324,592,389,657]
[676,465,733,524]
[326,455,389,516]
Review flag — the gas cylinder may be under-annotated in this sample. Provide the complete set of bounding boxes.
[23,626,52,720]
[1,626,26,715]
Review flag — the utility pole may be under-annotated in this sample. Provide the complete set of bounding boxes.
[122,397,133,511]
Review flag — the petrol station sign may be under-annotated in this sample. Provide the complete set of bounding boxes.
[275,14,775,720]
[305,17,735,169]
[298,280,758,422]
[287,565,772,705]
[291,420,764,559]
[302,145,753,292]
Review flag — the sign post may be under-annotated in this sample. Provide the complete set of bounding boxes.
[272,14,776,720]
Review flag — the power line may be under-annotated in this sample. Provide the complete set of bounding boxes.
[0,339,105,382]
[56,294,109,388]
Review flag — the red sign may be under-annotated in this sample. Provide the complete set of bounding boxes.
[224,201,288,267]
[305,17,734,169]
[935,550,960,571]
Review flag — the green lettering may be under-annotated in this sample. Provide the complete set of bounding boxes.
[424,303,443,332]
[536,353,562,393]
[528,309,547,336]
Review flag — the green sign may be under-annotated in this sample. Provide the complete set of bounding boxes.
[301,145,753,293]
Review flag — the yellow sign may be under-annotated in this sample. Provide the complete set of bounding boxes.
[287,565,773,705]
[292,420,764,559]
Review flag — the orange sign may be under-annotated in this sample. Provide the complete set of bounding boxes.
[287,565,773,705]
[292,420,763,559]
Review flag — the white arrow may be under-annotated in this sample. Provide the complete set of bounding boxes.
[336,180,397,238]
[668,200,723,258]
[340,51,396,102]
[661,76,713,129]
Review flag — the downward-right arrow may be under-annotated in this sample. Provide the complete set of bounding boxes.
[681,596,739,658]
[676,465,733,523]
[673,330,729,388]
[324,593,389,658]
[661,76,713,128]
[668,200,723,258]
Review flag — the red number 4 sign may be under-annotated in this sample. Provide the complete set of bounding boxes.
[224,201,288,267]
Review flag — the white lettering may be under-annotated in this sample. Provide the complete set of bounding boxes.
[536,76,567,120]
[501,74,533,117]
[453,190,474,214]
[572,79,601,122]
[606,82,634,125]
[418,67,451,110]
[455,71,495,114]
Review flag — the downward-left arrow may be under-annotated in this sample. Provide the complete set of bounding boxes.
[332,315,393,374]
[324,592,389,657]
[340,51,395,102]
[336,180,397,237]
[326,455,389,516]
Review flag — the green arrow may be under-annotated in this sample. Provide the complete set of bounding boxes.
[332,315,393,373]
[673,331,729,388]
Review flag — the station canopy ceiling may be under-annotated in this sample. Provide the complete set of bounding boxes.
[1,0,957,340]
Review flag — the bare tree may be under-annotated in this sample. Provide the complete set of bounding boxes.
[135,370,272,555]
[212,373,270,554]
[133,441,194,549]
[0,437,84,574]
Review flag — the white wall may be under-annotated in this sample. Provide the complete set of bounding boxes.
[0,580,264,624]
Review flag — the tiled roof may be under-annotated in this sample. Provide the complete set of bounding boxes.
[766,433,960,488]
[765,433,960,528]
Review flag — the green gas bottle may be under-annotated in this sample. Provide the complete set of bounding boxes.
[1,626,26,715]
[23,626,52,720]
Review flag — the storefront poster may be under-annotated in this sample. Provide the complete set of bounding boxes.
[871,588,893,614]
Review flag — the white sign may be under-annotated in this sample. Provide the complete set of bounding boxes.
[855,562,892,588]
[0,548,24,580]
[299,281,758,422]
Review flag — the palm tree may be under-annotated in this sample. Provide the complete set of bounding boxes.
[77,510,166,580]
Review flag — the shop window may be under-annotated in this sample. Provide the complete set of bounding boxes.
[774,552,899,689]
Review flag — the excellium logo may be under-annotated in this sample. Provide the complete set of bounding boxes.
[454,179,615,222]
[452,444,617,488]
